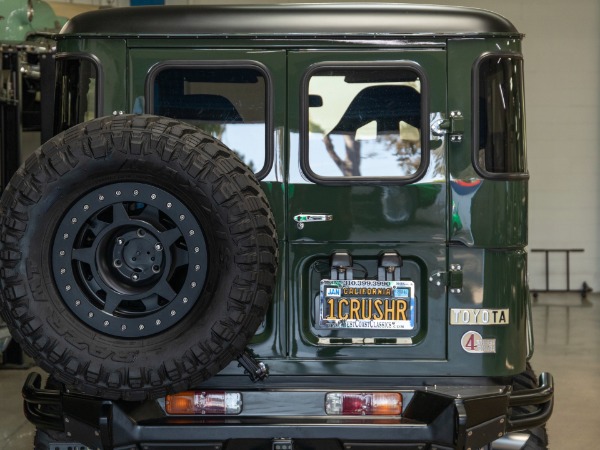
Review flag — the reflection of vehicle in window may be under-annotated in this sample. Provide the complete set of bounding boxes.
[306,66,425,181]
[0,4,552,450]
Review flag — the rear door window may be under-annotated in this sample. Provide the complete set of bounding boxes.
[303,64,428,184]
[148,64,268,176]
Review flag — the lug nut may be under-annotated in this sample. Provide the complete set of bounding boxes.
[132,273,139,281]
[155,243,163,251]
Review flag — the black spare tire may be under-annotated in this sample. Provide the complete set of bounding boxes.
[0,115,278,400]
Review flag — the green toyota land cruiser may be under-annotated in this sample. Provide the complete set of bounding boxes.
[0,4,553,450]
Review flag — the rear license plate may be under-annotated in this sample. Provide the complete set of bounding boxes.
[319,279,416,330]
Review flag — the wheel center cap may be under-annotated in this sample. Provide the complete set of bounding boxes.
[112,228,163,282]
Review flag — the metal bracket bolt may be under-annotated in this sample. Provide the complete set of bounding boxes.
[429,272,444,286]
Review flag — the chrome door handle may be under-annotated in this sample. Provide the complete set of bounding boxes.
[293,213,333,229]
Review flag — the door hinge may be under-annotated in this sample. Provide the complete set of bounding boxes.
[449,263,464,293]
[429,264,463,293]
[432,110,464,142]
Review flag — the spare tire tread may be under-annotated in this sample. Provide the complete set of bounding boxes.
[0,115,277,400]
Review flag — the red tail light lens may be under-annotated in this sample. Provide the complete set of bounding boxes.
[165,391,242,415]
[325,392,402,415]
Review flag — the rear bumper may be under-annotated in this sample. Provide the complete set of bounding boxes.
[23,371,553,450]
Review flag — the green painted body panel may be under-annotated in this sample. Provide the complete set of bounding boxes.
[447,38,527,248]
[127,47,288,359]
[54,30,531,378]
[447,247,528,375]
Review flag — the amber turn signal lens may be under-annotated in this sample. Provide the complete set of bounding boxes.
[165,391,242,415]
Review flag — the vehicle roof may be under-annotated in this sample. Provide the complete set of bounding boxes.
[59,3,519,38]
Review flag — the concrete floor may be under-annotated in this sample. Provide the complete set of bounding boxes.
[1,292,599,449]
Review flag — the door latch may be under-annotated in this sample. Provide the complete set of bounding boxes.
[293,213,333,229]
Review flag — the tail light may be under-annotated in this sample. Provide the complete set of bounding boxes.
[325,392,402,415]
[165,391,242,415]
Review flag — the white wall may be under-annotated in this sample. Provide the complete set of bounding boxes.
[400,0,600,292]
[51,0,600,291]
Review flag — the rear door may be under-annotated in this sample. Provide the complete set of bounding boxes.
[287,49,448,372]
[128,47,287,359]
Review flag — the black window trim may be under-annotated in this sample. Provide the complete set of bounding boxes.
[300,61,430,186]
[54,52,104,122]
[471,51,529,181]
[145,59,274,181]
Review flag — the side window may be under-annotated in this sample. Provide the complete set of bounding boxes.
[474,54,527,177]
[149,64,268,176]
[303,64,427,183]
[54,55,100,133]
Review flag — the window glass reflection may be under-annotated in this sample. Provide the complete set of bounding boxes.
[307,67,422,179]
[153,67,266,173]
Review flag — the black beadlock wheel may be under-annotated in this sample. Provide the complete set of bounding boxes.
[52,182,209,338]
[0,115,278,400]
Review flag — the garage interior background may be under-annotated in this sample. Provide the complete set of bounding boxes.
[1,0,599,449]
[45,0,600,291]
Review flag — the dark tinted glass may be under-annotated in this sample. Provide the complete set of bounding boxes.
[54,58,98,133]
[476,56,526,174]
[152,67,266,174]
